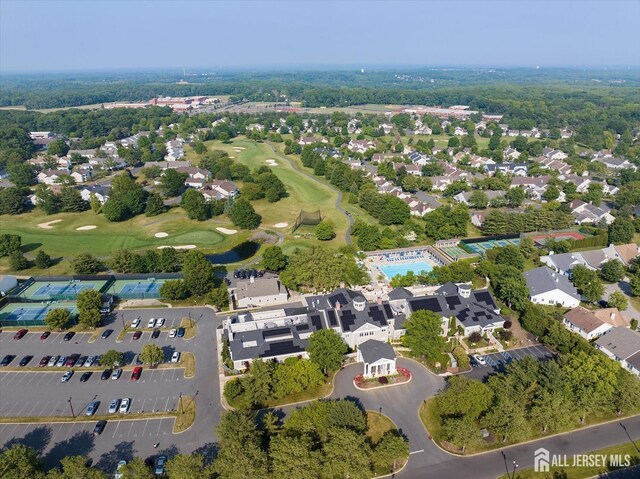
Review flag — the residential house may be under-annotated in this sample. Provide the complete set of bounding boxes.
[347,139,376,154]
[37,169,71,185]
[298,136,327,146]
[484,163,528,177]
[79,185,111,204]
[595,327,640,375]
[503,147,521,160]
[542,148,569,161]
[567,199,615,225]
[524,267,581,308]
[408,151,430,166]
[510,176,552,200]
[201,180,238,200]
[562,307,619,340]
[357,340,397,378]
[232,277,289,309]
[453,190,505,205]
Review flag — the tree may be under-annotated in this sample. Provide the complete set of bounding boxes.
[583,182,603,206]
[213,441,268,479]
[47,139,69,156]
[402,310,446,363]
[307,329,347,374]
[77,289,102,311]
[0,233,21,257]
[8,162,35,187]
[78,308,101,329]
[139,343,165,365]
[159,169,188,197]
[144,192,165,217]
[181,189,209,221]
[159,279,189,300]
[529,390,578,433]
[262,245,287,271]
[631,318,638,331]
[440,416,481,452]
[182,250,215,296]
[34,250,52,269]
[49,455,107,479]
[269,434,321,479]
[608,217,635,245]
[164,454,210,479]
[315,220,336,240]
[631,275,640,297]
[72,253,103,274]
[373,430,410,472]
[9,251,29,271]
[0,444,44,479]
[572,264,604,303]
[35,184,60,214]
[100,349,124,367]
[437,376,493,420]
[228,198,261,229]
[0,187,27,215]
[59,186,87,212]
[506,187,525,207]
[120,457,153,479]
[102,198,128,221]
[494,245,525,270]
[484,400,530,443]
[542,184,560,202]
[207,283,229,309]
[45,308,72,330]
[582,277,604,303]
[321,428,372,479]
[469,190,489,209]
[494,277,530,310]
[600,260,626,283]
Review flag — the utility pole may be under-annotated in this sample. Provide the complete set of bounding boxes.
[68,397,75,418]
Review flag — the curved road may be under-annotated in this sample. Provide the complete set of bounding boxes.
[265,142,354,244]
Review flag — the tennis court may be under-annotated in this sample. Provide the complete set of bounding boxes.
[439,245,474,260]
[18,279,108,301]
[531,231,585,244]
[0,303,77,326]
[110,279,166,299]
[462,237,521,254]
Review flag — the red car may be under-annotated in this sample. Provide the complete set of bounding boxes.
[13,329,28,340]
[38,356,50,367]
[132,331,142,340]
[40,331,51,340]
[131,366,143,381]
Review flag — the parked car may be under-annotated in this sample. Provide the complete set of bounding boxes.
[147,318,156,328]
[84,356,95,367]
[40,331,51,340]
[56,356,67,367]
[65,354,80,367]
[132,331,142,340]
[63,332,75,341]
[108,399,121,414]
[77,356,88,367]
[1,355,15,366]
[19,355,33,367]
[171,352,181,363]
[155,455,167,476]
[168,329,177,338]
[13,329,28,340]
[92,420,106,436]
[156,318,165,328]
[101,369,112,380]
[114,460,126,479]
[131,318,141,328]
[48,356,59,367]
[151,329,161,339]
[472,354,487,366]
[119,397,131,414]
[131,367,142,381]
[39,356,50,367]
[101,329,113,339]
[61,370,74,382]
[177,327,185,338]
[111,368,122,380]
[86,400,99,416]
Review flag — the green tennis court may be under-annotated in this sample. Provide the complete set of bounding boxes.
[18,279,108,301]
[0,302,78,326]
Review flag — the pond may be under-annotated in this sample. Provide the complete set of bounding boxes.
[206,241,260,264]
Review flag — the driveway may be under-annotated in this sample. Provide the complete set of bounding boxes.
[604,280,640,322]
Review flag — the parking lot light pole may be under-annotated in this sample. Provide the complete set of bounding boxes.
[68,397,75,418]
[179,392,183,414]
[511,461,518,479]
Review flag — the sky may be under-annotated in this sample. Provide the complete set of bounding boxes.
[1,0,639,73]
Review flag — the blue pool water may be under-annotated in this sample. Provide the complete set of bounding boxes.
[379,261,432,280]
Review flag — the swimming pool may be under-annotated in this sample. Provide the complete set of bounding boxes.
[379,261,433,280]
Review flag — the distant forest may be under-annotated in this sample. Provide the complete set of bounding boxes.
[1,68,639,142]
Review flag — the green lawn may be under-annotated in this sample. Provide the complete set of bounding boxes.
[0,207,246,275]
[366,411,396,442]
[497,442,640,479]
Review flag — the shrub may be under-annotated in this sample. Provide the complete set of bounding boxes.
[223,379,244,402]
[504,321,512,329]
[469,331,482,343]
[378,376,389,385]
[499,330,513,341]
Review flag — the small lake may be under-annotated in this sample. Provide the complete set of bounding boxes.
[206,241,260,264]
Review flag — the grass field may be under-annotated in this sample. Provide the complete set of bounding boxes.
[0,207,247,275]
[366,411,396,442]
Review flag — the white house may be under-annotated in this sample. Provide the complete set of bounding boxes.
[357,339,397,379]
[595,327,640,376]
[232,277,289,309]
[524,267,581,308]
[562,307,614,340]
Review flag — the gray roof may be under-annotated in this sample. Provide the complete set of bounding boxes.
[388,287,413,300]
[524,267,580,300]
[541,252,588,274]
[234,278,287,302]
[595,327,640,360]
[358,339,396,363]
[625,350,640,371]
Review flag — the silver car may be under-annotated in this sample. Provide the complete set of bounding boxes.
[108,399,121,414]
[48,355,59,367]
[111,368,122,380]
[84,356,95,367]
[56,356,67,367]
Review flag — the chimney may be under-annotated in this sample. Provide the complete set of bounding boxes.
[377,297,383,305]
[335,302,341,311]
[250,275,255,284]
[339,281,345,289]
[610,312,615,320]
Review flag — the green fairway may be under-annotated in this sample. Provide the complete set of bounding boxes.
[0,208,245,275]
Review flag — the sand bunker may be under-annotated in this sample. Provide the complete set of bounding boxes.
[154,232,169,238]
[37,219,62,229]
[216,227,237,235]
[76,225,97,231]
[229,156,235,159]
[273,223,288,228]
[234,146,246,150]
[157,245,197,250]
[266,159,278,166]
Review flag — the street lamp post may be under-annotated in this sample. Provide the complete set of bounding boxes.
[179,392,183,414]
[68,397,75,418]
[511,461,518,479]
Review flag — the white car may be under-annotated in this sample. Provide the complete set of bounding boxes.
[119,398,131,414]
[114,461,126,479]
[156,318,165,328]
[56,356,67,368]
[472,354,487,366]
[168,329,177,338]
[111,368,122,380]
[147,318,156,328]
[61,370,73,382]
[108,399,120,414]
[171,352,181,363]
[84,356,95,367]
[48,356,59,367]
[131,318,141,328]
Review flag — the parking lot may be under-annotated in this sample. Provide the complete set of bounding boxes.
[464,345,555,381]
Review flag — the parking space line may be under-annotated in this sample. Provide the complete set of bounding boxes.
[154,419,163,436]
[141,419,150,436]
[110,420,122,439]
